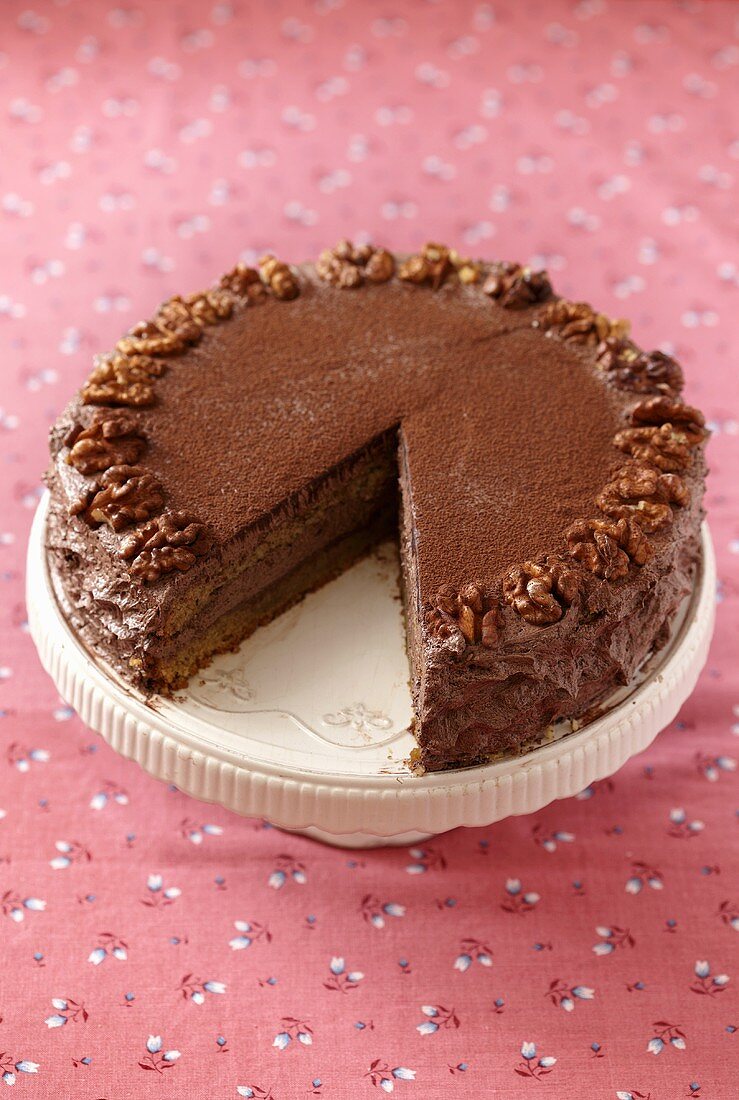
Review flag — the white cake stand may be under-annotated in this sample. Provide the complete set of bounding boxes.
[27,493,715,848]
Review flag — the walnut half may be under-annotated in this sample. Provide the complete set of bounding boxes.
[65,410,146,475]
[597,464,689,532]
[596,338,684,395]
[316,240,395,288]
[120,510,211,583]
[259,254,300,300]
[630,395,707,445]
[566,516,651,580]
[536,298,630,347]
[81,353,166,408]
[425,583,502,647]
[614,423,694,472]
[502,559,579,625]
[220,263,264,300]
[483,262,552,309]
[71,464,164,531]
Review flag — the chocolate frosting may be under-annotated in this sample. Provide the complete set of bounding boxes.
[45,255,707,771]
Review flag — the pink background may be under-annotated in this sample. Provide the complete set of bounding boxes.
[1,1,738,1096]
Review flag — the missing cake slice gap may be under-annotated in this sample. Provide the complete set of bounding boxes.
[151,428,404,690]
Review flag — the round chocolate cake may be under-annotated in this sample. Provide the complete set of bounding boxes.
[45,242,708,772]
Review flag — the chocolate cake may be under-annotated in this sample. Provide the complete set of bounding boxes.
[45,242,708,772]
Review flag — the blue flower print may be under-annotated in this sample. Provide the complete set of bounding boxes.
[138,1035,180,1073]
[360,895,405,928]
[667,808,704,838]
[501,878,540,914]
[229,919,271,950]
[88,932,127,964]
[365,1061,415,1091]
[268,855,306,890]
[575,778,615,800]
[49,840,91,870]
[142,873,181,907]
[0,1056,39,1086]
[180,817,223,845]
[89,780,128,810]
[178,974,226,1004]
[416,1004,459,1035]
[236,1086,274,1099]
[515,1042,556,1079]
[1,892,46,923]
[6,742,49,771]
[448,1063,469,1076]
[626,860,664,894]
[405,847,446,874]
[272,1017,312,1050]
[718,901,739,932]
[593,925,635,955]
[690,960,729,996]
[695,752,736,782]
[454,938,492,971]
[647,1021,686,1055]
[324,957,364,992]
[532,824,574,852]
[546,979,595,1011]
[44,997,88,1027]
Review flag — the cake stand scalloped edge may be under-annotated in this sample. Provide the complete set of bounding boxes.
[27,494,715,848]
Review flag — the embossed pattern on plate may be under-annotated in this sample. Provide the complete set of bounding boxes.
[178,540,415,769]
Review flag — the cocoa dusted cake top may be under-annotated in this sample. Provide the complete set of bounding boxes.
[49,241,706,659]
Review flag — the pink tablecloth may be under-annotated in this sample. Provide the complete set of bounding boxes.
[1,2,737,1096]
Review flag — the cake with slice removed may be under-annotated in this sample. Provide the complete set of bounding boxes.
[45,242,708,772]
